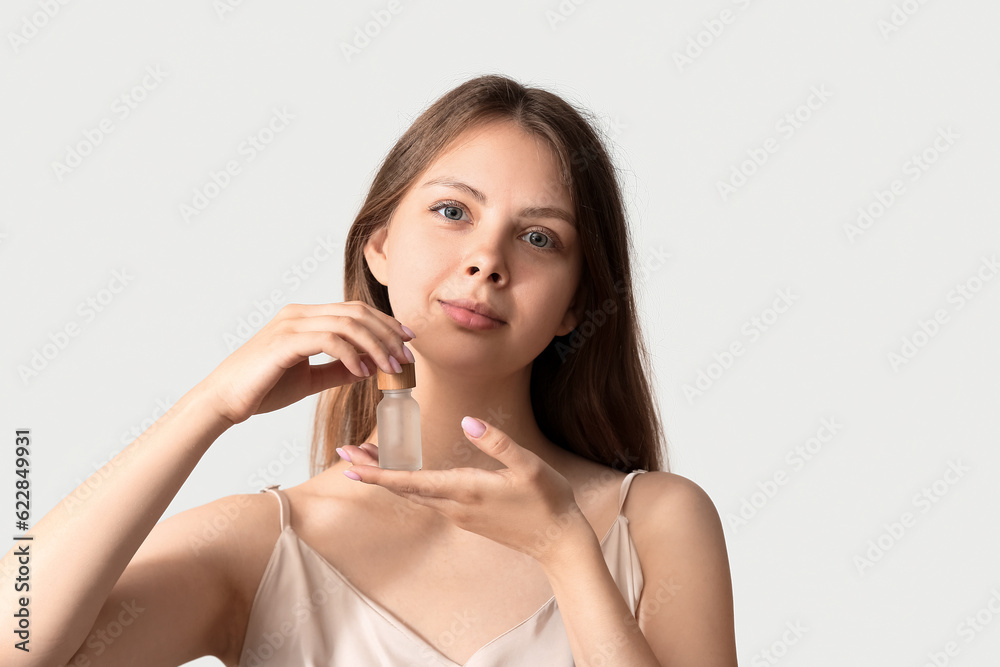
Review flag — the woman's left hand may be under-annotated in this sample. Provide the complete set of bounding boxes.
[338,416,591,566]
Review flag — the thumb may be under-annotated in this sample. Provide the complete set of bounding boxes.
[461,416,534,470]
[310,355,372,391]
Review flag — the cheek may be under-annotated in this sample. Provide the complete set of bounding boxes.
[519,285,570,329]
[389,232,449,283]
[384,227,443,318]
[389,226,456,290]
[388,223,433,273]
[394,217,443,254]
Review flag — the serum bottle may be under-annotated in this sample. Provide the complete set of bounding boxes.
[375,361,422,471]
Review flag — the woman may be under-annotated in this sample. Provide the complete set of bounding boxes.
[1,74,737,666]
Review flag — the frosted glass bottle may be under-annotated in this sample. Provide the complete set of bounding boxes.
[375,361,422,471]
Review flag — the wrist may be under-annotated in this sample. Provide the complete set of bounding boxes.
[178,382,237,434]
[534,505,600,573]
[189,378,238,430]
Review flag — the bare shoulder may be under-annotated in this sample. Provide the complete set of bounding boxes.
[625,470,723,528]
[624,470,729,564]
[624,471,738,666]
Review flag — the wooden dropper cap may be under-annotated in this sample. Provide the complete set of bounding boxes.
[376,361,416,390]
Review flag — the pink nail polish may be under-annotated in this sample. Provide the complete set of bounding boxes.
[344,470,361,480]
[462,416,486,437]
[336,447,352,462]
[389,356,403,374]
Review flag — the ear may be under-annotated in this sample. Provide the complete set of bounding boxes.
[555,282,587,337]
[363,225,390,287]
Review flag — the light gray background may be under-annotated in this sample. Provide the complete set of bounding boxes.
[2,1,998,665]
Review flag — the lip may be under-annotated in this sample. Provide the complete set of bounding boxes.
[438,300,506,330]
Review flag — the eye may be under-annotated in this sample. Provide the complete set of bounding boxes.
[520,229,561,251]
[428,200,469,222]
[427,200,563,252]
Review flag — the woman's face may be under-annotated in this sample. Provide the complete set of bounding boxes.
[364,120,584,376]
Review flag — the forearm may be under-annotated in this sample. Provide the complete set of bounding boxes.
[0,382,232,661]
[541,522,661,667]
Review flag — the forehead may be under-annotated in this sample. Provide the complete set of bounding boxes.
[416,121,572,208]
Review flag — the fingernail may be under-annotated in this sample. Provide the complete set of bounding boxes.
[343,470,361,481]
[402,345,415,363]
[360,361,370,377]
[462,416,486,437]
[336,447,352,462]
[390,356,403,373]
[401,325,416,339]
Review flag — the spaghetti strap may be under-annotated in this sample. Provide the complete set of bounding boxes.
[260,484,290,531]
[617,469,648,515]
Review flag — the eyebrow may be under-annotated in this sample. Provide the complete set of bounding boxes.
[420,177,576,227]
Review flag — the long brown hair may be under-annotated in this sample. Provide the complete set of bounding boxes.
[310,74,668,477]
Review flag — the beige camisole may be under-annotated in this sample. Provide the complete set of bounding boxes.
[238,469,648,666]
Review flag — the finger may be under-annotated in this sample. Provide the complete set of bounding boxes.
[460,416,537,470]
[342,300,417,342]
[307,355,374,392]
[284,301,415,345]
[288,315,413,375]
[337,443,377,466]
[274,330,370,378]
[344,465,455,500]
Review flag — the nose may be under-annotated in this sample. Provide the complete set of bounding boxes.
[463,228,507,286]
[468,264,503,284]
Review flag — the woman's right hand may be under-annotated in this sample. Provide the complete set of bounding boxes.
[200,301,416,425]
